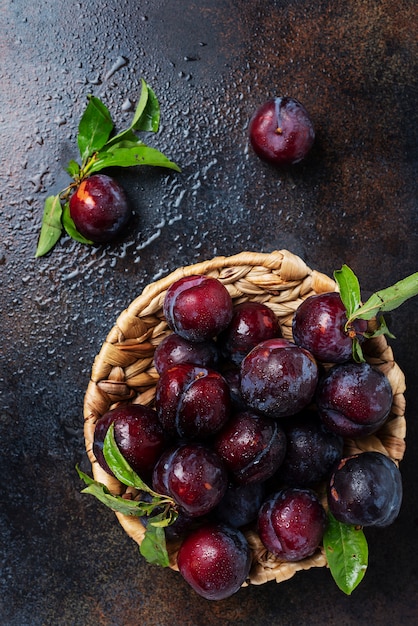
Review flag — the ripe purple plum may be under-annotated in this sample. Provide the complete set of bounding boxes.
[249,97,315,166]
[292,292,368,363]
[316,362,393,437]
[163,275,233,342]
[155,363,231,439]
[69,173,131,243]
[152,443,228,517]
[177,523,252,600]
[153,332,219,374]
[214,411,287,485]
[328,451,403,527]
[258,487,327,561]
[240,338,318,418]
[275,410,344,486]
[219,301,282,365]
[212,481,266,528]
[93,404,167,481]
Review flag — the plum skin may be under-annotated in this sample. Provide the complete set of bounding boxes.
[153,332,219,374]
[163,275,233,342]
[69,173,131,243]
[316,362,393,437]
[218,301,282,365]
[93,404,167,480]
[240,338,318,418]
[257,487,327,561]
[292,292,368,363]
[214,411,287,485]
[327,451,403,527]
[155,363,231,440]
[177,523,252,600]
[249,96,315,166]
[274,409,344,487]
[152,443,228,517]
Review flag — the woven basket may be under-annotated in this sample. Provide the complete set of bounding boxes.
[83,250,406,586]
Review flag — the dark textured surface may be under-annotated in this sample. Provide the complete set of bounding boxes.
[0,1,417,624]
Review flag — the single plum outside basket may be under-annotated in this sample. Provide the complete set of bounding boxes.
[83,250,406,586]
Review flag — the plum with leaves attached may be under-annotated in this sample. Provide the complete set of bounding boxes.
[69,174,131,243]
[93,404,167,481]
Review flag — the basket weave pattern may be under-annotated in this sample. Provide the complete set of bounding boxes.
[84,250,406,585]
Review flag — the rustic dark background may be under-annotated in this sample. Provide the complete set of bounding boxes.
[0,1,417,624]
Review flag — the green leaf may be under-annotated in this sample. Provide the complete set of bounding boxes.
[334,265,362,319]
[77,462,173,568]
[324,512,368,595]
[140,518,170,567]
[351,337,365,363]
[66,159,81,179]
[103,424,157,494]
[102,128,141,149]
[131,79,160,133]
[77,95,114,163]
[35,194,63,257]
[101,80,160,149]
[76,465,144,516]
[87,144,181,174]
[61,201,94,244]
[351,273,418,321]
[364,315,396,339]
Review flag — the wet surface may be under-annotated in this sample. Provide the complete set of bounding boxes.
[0,1,417,624]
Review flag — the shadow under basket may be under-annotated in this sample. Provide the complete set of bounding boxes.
[83,250,407,586]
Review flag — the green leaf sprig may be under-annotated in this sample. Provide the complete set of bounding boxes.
[323,512,368,595]
[35,79,181,257]
[77,423,178,567]
[334,265,418,362]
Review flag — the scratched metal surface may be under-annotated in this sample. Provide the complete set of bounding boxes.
[0,1,417,624]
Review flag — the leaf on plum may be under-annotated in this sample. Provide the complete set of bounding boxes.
[102,423,156,493]
[77,95,114,163]
[323,512,368,595]
[334,265,362,319]
[35,194,63,257]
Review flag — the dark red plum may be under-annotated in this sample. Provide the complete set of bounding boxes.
[292,292,368,363]
[153,332,219,374]
[152,443,228,517]
[219,301,282,365]
[177,523,252,600]
[258,488,327,561]
[155,364,231,439]
[163,275,233,342]
[214,411,287,485]
[274,410,344,486]
[328,451,402,527]
[240,338,318,418]
[249,97,315,166]
[69,173,131,243]
[316,362,393,437]
[212,481,266,528]
[93,404,167,480]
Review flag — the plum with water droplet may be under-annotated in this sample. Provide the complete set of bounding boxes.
[69,173,131,243]
[249,97,315,166]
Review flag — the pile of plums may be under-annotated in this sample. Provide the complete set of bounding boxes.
[93,275,402,600]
